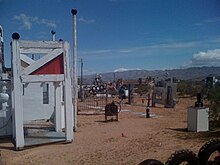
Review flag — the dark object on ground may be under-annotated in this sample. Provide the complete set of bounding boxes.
[195,93,203,107]
[139,159,164,165]
[198,138,220,165]
[105,101,121,121]
[165,149,199,165]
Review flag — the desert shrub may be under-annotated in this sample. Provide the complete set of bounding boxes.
[177,80,204,97]
[134,84,151,96]
[207,84,220,123]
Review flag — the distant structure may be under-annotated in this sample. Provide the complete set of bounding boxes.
[152,77,177,108]
[206,75,218,88]
[89,73,106,95]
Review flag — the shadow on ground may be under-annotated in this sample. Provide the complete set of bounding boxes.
[167,127,220,141]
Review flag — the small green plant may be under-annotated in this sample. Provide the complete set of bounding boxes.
[207,84,220,124]
[177,80,204,97]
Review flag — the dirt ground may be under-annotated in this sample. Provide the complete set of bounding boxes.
[0,97,219,165]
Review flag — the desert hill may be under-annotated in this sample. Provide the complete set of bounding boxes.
[82,66,220,84]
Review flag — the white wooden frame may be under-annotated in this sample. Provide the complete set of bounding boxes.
[11,38,74,150]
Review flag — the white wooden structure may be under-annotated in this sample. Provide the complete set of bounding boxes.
[188,107,209,132]
[11,33,74,150]
[152,80,177,108]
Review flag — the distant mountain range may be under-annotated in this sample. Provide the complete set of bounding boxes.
[82,66,220,84]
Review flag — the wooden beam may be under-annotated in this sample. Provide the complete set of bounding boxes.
[20,54,35,65]
[19,40,63,49]
[54,82,62,132]
[11,38,24,150]
[21,74,64,83]
[63,42,73,141]
[20,48,56,54]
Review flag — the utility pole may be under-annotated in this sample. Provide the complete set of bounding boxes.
[71,8,78,131]
[0,26,4,79]
[80,58,84,102]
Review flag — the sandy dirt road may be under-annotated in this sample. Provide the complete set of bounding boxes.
[0,98,218,165]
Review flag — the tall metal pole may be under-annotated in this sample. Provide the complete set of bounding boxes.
[71,9,78,131]
[0,26,4,79]
[80,58,84,102]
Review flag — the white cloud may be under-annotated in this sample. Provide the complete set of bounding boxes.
[80,49,112,55]
[79,17,95,24]
[154,42,196,49]
[119,41,196,53]
[79,40,198,60]
[194,17,220,26]
[191,49,220,66]
[114,67,141,72]
[37,31,48,39]
[13,13,56,30]
[83,69,97,75]
[119,49,133,53]
[14,14,31,30]
[205,17,220,24]
[114,68,129,72]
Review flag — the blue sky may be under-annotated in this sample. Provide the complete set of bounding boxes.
[1,0,220,75]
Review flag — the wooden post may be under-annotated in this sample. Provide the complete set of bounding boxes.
[71,8,78,131]
[128,84,133,105]
[147,93,150,107]
[152,92,155,107]
[105,88,108,105]
[63,42,73,142]
[11,33,24,150]
[54,82,62,132]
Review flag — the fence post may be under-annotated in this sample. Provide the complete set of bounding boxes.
[105,88,108,105]
[128,84,133,105]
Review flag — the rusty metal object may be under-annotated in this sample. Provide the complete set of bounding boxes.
[105,101,121,121]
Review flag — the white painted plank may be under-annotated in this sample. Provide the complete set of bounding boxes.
[22,49,63,75]
[54,82,62,132]
[20,54,35,65]
[11,39,24,150]
[20,48,55,54]
[21,74,64,83]
[20,40,63,49]
[63,42,73,141]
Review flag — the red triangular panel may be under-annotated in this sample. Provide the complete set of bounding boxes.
[31,54,64,75]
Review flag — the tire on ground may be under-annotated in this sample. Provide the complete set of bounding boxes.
[198,138,220,165]
[139,159,164,165]
[165,149,199,165]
